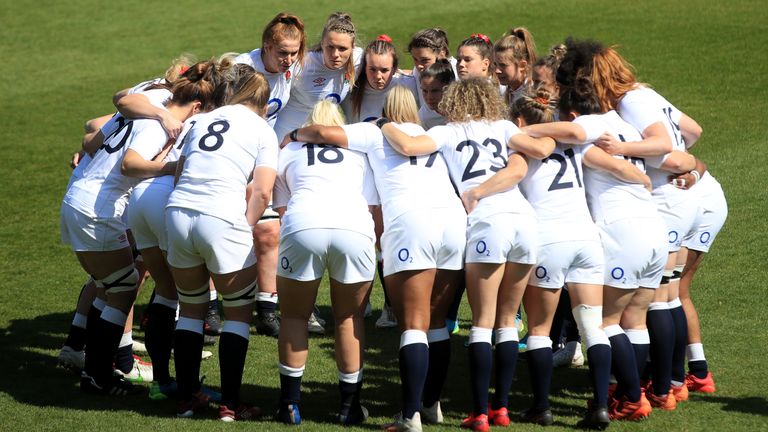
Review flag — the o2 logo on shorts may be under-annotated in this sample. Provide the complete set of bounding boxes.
[280,256,293,273]
[699,232,711,244]
[535,266,550,282]
[611,267,626,283]
[668,230,679,244]
[325,93,341,103]
[475,240,490,256]
[397,248,413,263]
[267,98,283,120]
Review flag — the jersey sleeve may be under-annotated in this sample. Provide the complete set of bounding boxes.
[362,161,380,206]
[499,120,523,143]
[342,123,380,153]
[573,115,606,143]
[618,91,665,132]
[255,128,279,170]
[426,125,452,152]
[127,123,169,160]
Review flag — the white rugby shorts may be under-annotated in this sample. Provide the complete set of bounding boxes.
[466,212,537,265]
[598,216,667,289]
[165,207,256,274]
[128,185,172,251]
[654,195,698,253]
[530,239,605,289]
[381,206,467,276]
[682,174,727,253]
[277,228,375,283]
[60,202,130,252]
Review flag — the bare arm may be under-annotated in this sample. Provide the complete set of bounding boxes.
[82,130,105,156]
[596,121,672,157]
[583,146,651,190]
[679,114,702,149]
[461,153,528,213]
[660,150,696,173]
[246,167,277,226]
[669,157,708,190]
[508,134,556,160]
[380,123,438,156]
[281,125,349,148]
[116,93,182,139]
[120,147,177,179]
[523,122,588,144]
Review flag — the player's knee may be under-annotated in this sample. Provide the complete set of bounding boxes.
[177,282,210,305]
[99,265,139,295]
[572,304,609,348]
[222,281,257,308]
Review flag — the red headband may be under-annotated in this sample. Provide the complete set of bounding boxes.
[178,65,190,75]
[470,33,491,44]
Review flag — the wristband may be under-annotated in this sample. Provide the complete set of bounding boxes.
[689,169,701,184]
[375,117,391,128]
[290,129,299,142]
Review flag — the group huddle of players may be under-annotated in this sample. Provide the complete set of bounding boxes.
[57,10,726,431]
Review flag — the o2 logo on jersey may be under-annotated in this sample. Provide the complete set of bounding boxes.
[611,267,626,283]
[280,257,293,273]
[535,266,550,282]
[699,232,711,245]
[398,248,413,263]
[325,93,341,103]
[313,77,326,87]
[267,98,283,120]
[668,230,679,244]
[475,240,490,256]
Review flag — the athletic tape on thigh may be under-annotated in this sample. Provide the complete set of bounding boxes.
[222,281,257,307]
[177,282,210,304]
[660,269,674,285]
[670,270,682,282]
[99,265,139,294]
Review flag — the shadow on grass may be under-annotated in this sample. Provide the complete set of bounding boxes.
[694,394,768,417]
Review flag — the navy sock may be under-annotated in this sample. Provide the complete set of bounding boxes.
[647,308,674,395]
[338,380,362,417]
[65,324,87,352]
[83,305,103,377]
[257,300,277,314]
[688,360,709,379]
[93,316,124,383]
[219,332,249,407]
[468,342,492,414]
[632,344,651,382]
[609,334,641,402]
[280,374,302,405]
[115,344,134,374]
[174,329,203,399]
[526,347,553,411]
[145,303,176,385]
[399,343,429,419]
[492,341,519,410]
[587,344,612,407]
[424,339,451,406]
[670,306,688,383]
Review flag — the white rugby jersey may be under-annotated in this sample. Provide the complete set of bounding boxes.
[412,56,458,107]
[273,139,377,239]
[343,122,461,226]
[273,48,363,139]
[167,104,279,223]
[341,73,419,123]
[235,49,297,127]
[64,115,167,218]
[519,141,597,245]
[418,105,446,130]
[617,87,689,206]
[426,120,534,222]
[574,111,657,224]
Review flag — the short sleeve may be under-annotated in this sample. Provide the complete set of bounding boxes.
[255,127,279,170]
[140,88,173,108]
[499,119,522,143]
[573,115,606,143]
[618,91,665,133]
[426,125,453,151]
[362,162,380,206]
[128,123,169,160]
[272,174,290,209]
[342,123,381,153]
